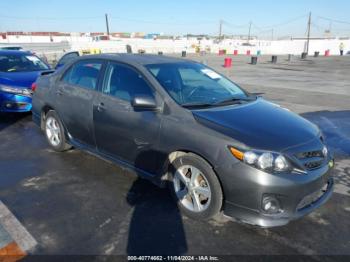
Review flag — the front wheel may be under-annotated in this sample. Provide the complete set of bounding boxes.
[169,153,223,220]
[44,110,71,152]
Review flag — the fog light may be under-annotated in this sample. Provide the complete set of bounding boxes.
[262,196,281,214]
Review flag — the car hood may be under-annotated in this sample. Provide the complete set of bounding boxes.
[192,98,320,152]
[0,71,43,88]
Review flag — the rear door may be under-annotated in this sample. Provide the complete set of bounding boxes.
[54,59,104,146]
[93,61,162,175]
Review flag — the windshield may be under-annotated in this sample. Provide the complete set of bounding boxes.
[0,54,49,73]
[146,62,248,107]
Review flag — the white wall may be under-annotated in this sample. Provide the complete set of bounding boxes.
[69,38,350,56]
[1,34,349,56]
[214,39,350,55]
[0,35,91,43]
[71,38,196,54]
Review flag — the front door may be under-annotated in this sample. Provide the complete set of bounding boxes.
[93,62,162,175]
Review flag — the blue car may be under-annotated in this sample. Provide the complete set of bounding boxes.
[0,50,50,112]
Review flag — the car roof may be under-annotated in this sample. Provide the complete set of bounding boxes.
[76,53,193,66]
[0,50,32,55]
[0,45,22,48]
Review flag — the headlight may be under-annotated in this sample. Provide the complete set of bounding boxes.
[229,146,291,173]
[243,151,258,164]
[257,152,274,170]
[274,155,289,171]
[322,146,328,157]
[0,84,32,97]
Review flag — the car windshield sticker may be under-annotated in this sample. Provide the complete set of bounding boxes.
[25,56,41,63]
[201,69,221,79]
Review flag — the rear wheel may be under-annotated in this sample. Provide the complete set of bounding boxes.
[44,111,71,152]
[169,153,223,220]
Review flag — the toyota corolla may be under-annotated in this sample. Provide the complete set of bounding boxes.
[32,54,334,227]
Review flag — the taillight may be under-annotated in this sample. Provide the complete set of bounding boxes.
[31,82,37,92]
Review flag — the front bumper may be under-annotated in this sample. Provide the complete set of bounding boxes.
[218,159,334,227]
[0,92,32,112]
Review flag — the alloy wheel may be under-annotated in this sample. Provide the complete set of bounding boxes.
[45,117,61,147]
[173,165,211,212]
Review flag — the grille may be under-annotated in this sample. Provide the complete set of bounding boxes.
[304,160,324,169]
[295,149,326,170]
[296,150,323,159]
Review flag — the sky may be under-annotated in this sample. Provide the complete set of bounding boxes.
[0,0,350,38]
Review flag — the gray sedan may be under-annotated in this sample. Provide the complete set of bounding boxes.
[32,54,334,227]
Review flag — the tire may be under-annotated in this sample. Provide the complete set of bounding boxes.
[169,153,223,220]
[44,110,71,152]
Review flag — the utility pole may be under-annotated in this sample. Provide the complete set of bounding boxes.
[306,12,311,54]
[327,21,332,37]
[219,19,223,41]
[247,21,252,44]
[105,13,110,36]
[271,29,274,41]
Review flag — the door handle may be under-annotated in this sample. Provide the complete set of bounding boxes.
[97,102,105,112]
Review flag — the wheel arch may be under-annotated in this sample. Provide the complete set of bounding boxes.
[40,105,70,142]
[160,149,225,202]
[161,149,216,179]
[40,104,55,130]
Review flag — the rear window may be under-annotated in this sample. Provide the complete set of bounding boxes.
[57,52,79,66]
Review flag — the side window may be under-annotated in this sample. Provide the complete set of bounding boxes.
[103,63,154,101]
[62,60,102,90]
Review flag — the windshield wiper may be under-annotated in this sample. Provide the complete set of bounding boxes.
[213,96,254,106]
[182,96,256,109]
[249,92,264,97]
[181,102,215,109]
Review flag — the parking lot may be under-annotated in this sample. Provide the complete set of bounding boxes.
[0,54,349,259]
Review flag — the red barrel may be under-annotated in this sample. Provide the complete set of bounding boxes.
[234,50,238,55]
[325,50,330,56]
[224,57,232,68]
[218,50,224,55]
[246,50,251,55]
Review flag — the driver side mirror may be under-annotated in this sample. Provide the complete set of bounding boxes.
[131,95,158,111]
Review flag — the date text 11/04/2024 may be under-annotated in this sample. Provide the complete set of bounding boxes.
[127,256,219,261]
